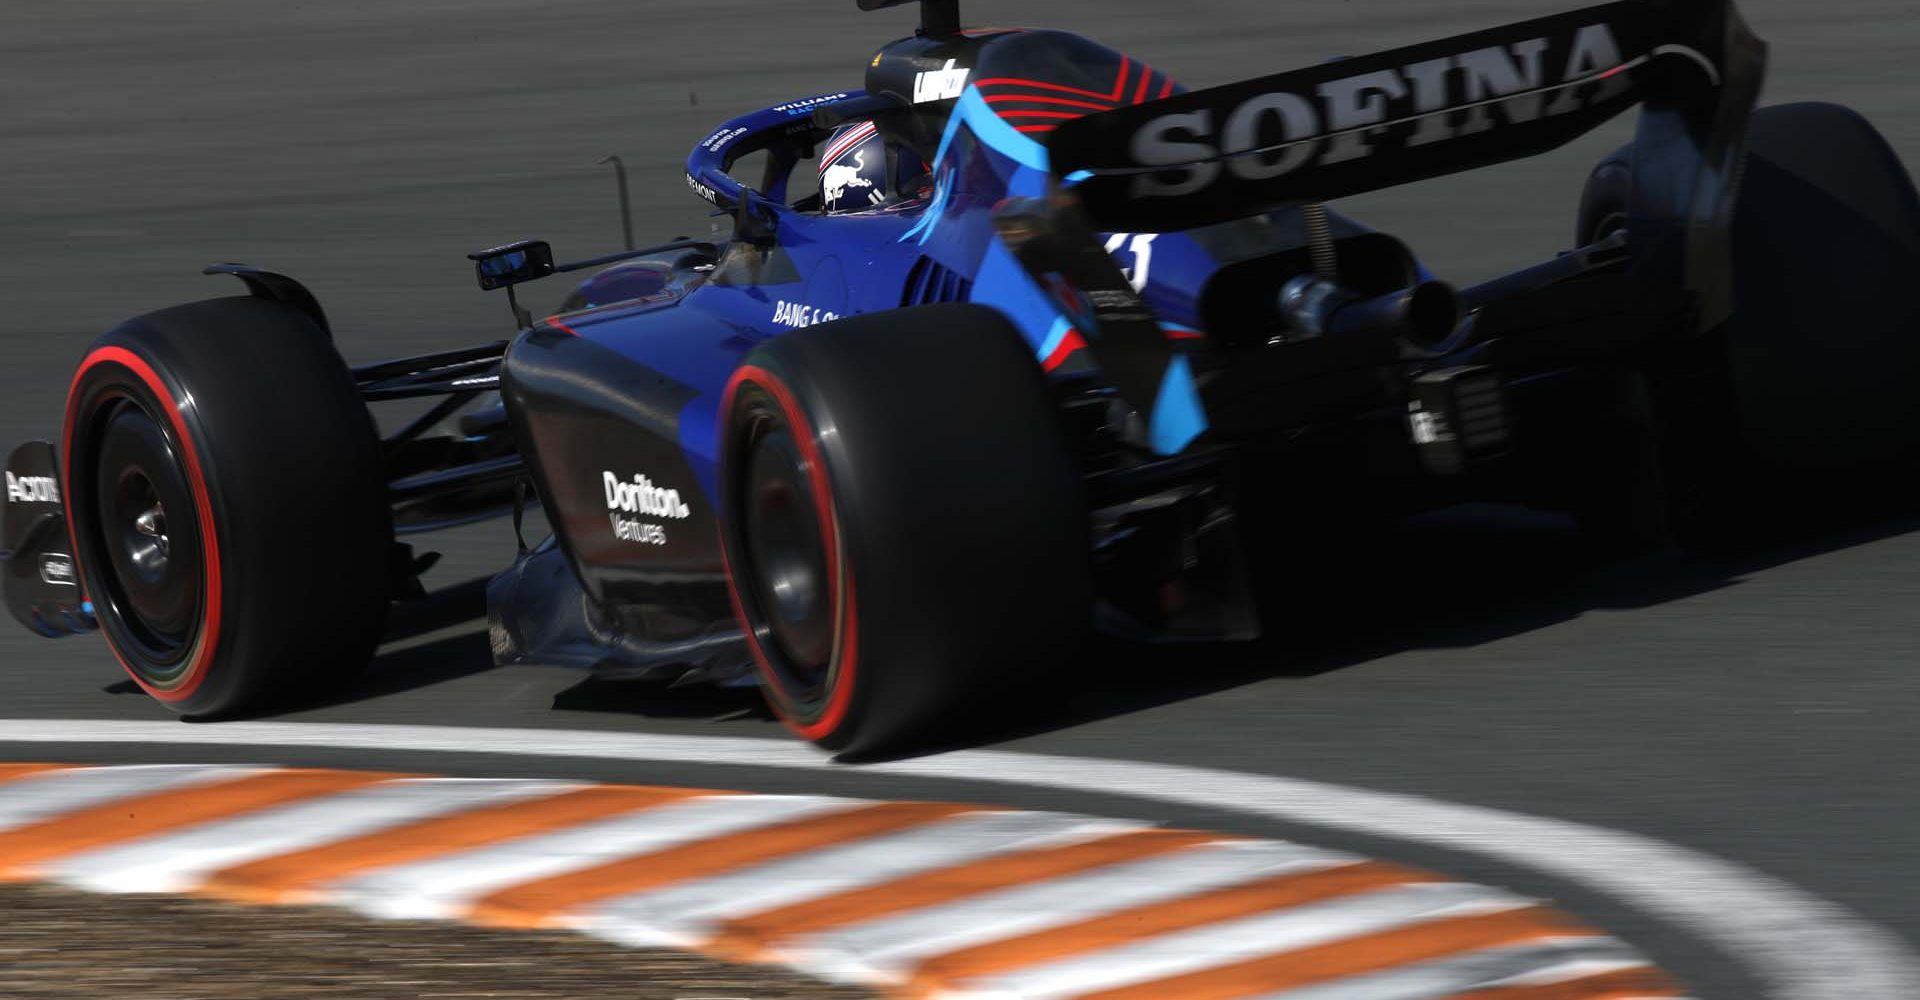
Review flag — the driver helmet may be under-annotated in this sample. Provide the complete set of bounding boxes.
[818,121,891,213]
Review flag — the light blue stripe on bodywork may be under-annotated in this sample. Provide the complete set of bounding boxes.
[1149,355,1207,454]
[970,238,1059,351]
[935,86,1052,172]
[921,85,1209,456]
[898,173,953,246]
[1035,315,1075,358]
[903,87,1050,247]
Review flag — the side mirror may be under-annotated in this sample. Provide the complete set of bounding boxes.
[468,240,554,291]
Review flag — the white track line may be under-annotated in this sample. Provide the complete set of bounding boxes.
[581,810,1143,948]
[45,777,576,894]
[0,764,268,832]
[914,882,1525,999]
[1469,953,1663,990]
[0,719,1910,1000]
[327,793,855,921]
[1232,938,1649,1000]
[777,839,1365,985]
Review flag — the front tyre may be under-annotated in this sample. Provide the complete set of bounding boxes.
[719,305,1091,756]
[63,296,390,715]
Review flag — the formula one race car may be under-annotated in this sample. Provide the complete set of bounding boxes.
[6,0,1919,753]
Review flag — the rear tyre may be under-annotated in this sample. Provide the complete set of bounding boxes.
[1557,145,1690,553]
[63,295,390,716]
[718,304,1090,756]
[1574,146,1632,249]
[1574,103,1920,553]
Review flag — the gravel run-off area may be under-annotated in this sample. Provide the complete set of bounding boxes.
[0,883,875,1000]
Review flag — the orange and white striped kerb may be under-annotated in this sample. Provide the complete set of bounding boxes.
[0,763,1682,1000]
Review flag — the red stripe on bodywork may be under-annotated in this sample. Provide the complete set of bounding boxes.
[1043,326,1202,372]
[983,94,1114,111]
[1041,329,1088,372]
[975,77,1116,101]
[976,55,1133,105]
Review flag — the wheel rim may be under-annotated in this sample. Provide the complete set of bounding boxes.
[87,398,205,673]
[1590,210,1628,245]
[743,423,834,672]
[728,383,851,723]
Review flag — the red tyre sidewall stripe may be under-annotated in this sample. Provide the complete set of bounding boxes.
[718,364,859,743]
[63,345,224,702]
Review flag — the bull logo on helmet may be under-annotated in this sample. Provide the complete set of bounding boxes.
[819,122,891,213]
[823,150,879,208]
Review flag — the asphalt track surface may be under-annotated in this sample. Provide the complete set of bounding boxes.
[2,1,1919,998]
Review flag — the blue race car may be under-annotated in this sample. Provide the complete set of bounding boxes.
[8,0,1920,753]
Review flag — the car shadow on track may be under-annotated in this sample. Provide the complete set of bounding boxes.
[244,502,1920,756]
[280,572,775,724]
[866,502,1920,761]
[104,576,510,709]
[549,676,774,723]
[285,577,501,711]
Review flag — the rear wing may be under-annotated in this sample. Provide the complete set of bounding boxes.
[1048,0,1765,232]
[1005,0,1764,457]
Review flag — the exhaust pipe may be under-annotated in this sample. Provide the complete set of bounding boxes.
[1278,276,1460,347]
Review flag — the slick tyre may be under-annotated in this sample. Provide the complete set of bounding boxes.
[719,304,1091,756]
[1574,148,1632,253]
[63,295,390,716]
[1575,103,1920,552]
[1566,148,1674,552]
[1573,143,1738,552]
